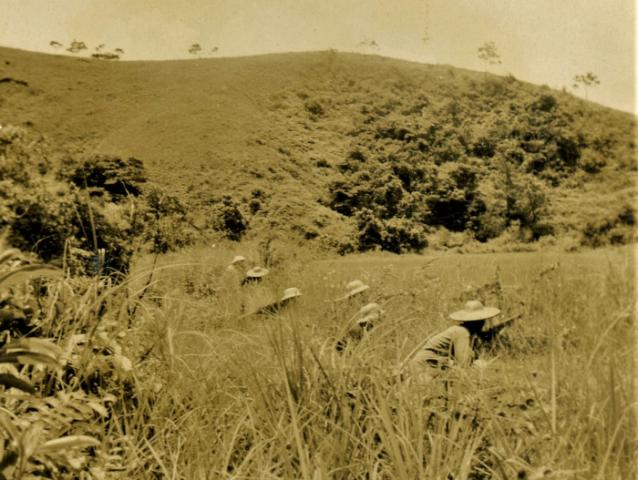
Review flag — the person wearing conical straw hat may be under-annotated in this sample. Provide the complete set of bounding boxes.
[224,255,248,290]
[279,287,302,305]
[252,287,303,316]
[409,300,501,370]
[226,255,246,271]
[226,255,247,281]
[241,266,269,286]
[335,279,370,302]
[336,302,385,351]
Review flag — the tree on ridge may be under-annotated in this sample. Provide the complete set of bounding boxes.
[572,72,600,100]
[66,40,88,54]
[478,41,501,77]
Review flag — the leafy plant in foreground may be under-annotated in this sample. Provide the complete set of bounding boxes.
[0,245,141,478]
[0,251,101,478]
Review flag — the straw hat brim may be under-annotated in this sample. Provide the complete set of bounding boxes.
[281,292,302,301]
[356,312,382,325]
[246,268,269,278]
[336,285,369,301]
[450,306,501,322]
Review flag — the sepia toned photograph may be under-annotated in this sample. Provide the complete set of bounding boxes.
[0,1,635,478]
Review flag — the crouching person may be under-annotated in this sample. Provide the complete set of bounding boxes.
[409,300,501,372]
[336,302,384,352]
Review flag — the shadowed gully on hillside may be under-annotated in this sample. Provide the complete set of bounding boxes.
[0,46,635,252]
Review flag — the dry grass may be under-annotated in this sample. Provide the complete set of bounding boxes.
[123,243,635,479]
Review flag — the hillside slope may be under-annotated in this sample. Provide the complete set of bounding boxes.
[0,47,635,251]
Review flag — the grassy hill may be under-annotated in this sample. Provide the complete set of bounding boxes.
[0,46,635,252]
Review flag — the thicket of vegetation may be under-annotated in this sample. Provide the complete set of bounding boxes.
[322,78,635,253]
[0,124,252,275]
[0,126,142,276]
[0,48,634,255]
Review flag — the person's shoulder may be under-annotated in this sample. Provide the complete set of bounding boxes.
[445,325,470,338]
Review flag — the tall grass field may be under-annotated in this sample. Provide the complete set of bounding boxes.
[112,243,634,479]
[0,239,635,479]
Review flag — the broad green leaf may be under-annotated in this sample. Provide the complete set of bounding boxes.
[0,409,19,441]
[0,373,35,394]
[0,338,63,368]
[0,264,62,291]
[21,424,44,461]
[35,435,100,454]
[0,249,21,266]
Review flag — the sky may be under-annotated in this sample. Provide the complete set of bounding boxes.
[0,0,635,113]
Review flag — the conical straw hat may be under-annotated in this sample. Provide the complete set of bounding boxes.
[449,300,500,322]
[336,279,369,301]
[231,255,246,265]
[356,302,385,324]
[246,266,269,278]
[281,287,302,301]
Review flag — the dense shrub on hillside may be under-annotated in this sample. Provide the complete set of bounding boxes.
[327,143,554,251]
[304,99,325,118]
[0,124,197,275]
[210,195,248,241]
[580,205,635,247]
[471,161,553,241]
[324,77,634,251]
[63,154,147,200]
[5,177,137,276]
[356,209,427,253]
[0,125,51,182]
[141,187,196,253]
[6,169,147,278]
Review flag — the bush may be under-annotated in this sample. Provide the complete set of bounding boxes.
[578,149,606,174]
[530,94,558,112]
[64,154,147,201]
[472,136,496,158]
[141,187,195,254]
[7,182,137,276]
[355,209,427,253]
[0,125,51,183]
[8,180,77,262]
[212,196,248,241]
[304,99,325,117]
[1,124,146,277]
[381,217,428,253]
[580,205,635,247]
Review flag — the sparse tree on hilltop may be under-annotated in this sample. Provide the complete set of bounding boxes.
[357,39,380,53]
[88,43,122,60]
[572,72,600,100]
[49,40,62,49]
[188,43,202,56]
[478,41,501,76]
[66,40,88,54]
